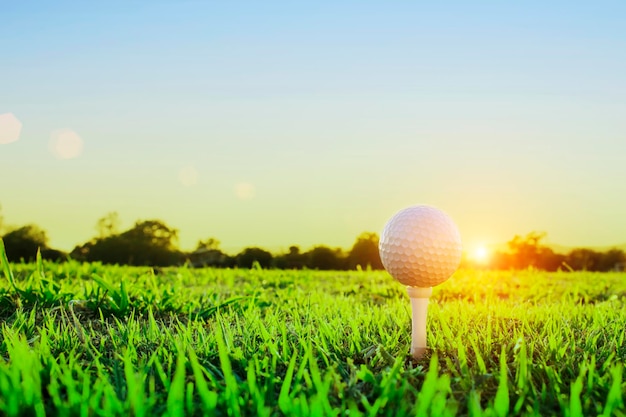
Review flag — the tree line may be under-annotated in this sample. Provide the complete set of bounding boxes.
[0,212,384,270]
[478,232,626,272]
[1,210,624,271]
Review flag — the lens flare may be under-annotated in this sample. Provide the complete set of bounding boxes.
[50,129,84,159]
[178,165,199,187]
[0,113,22,144]
[235,182,255,200]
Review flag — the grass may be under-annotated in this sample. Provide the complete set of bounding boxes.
[0,240,625,416]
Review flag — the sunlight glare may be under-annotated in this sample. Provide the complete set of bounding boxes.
[0,113,22,144]
[473,246,489,263]
[50,129,84,159]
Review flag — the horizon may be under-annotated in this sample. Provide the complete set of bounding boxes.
[2,211,626,257]
[2,1,626,256]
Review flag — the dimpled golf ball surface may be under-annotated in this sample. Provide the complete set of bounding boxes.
[379,205,462,287]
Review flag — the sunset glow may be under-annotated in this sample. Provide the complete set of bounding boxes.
[473,246,490,264]
[1,2,625,253]
[2,4,625,415]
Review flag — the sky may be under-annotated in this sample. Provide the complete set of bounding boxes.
[1,1,625,255]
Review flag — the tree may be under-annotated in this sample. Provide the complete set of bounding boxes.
[196,238,221,251]
[120,219,181,265]
[2,224,49,262]
[347,232,383,270]
[235,247,273,269]
[73,219,183,266]
[565,248,602,271]
[96,212,121,238]
[274,246,307,269]
[506,232,546,269]
[72,235,131,265]
[306,246,345,270]
[490,232,564,271]
[598,249,626,272]
[535,247,566,272]
[189,238,233,268]
[123,220,179,250]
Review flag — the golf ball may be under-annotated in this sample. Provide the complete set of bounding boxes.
[379,205,462,287]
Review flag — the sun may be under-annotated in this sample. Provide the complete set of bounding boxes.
[473,246,490,263]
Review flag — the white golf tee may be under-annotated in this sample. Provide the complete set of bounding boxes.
[407,286,433,359]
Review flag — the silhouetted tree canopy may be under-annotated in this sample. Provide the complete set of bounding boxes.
[484,231,625,272]
[96,211,121,238]
[189,238,233,268]
[72,219,183,266]
[2,224,49,262]
[347,232,383,270]
[235,247,273,269]
[274,246,307,269]
[306,246,344,270]
[123,220,178,250]
[597,249,626,272]
[196,238,221,251]
[489,232,563,271]
[565,248,601,271]
[508,232,546,269]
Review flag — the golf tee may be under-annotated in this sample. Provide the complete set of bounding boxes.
[407,286,433,359]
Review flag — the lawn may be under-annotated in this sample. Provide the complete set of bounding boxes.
[1,243,625,416]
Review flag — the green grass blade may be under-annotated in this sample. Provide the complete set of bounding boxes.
[165,352,186,417]
[0,238,18,291]
[278,353,298,414]
[494,346,510,417]
[188,348,218,414]
[601,363,624,417]
[416,354,440,416]
[215,320,242,417]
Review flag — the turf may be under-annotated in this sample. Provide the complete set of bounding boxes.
[0,241,625,416]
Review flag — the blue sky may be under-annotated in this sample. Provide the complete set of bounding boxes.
[1,1,625,254]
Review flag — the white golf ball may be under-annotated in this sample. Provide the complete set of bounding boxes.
[379,205,462,287]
